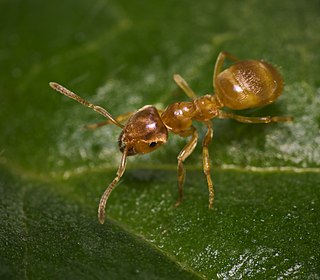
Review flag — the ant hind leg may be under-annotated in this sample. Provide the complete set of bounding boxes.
[213,51,240,86]
[218,111,293,123]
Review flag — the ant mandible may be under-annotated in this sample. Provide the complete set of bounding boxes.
[50,51,293,224]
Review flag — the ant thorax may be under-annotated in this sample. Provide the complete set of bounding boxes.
[193,95,222,121]
[161,101,195,135]
[161,95,221,135]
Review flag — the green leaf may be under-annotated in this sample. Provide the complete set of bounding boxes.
[1,0,319,279]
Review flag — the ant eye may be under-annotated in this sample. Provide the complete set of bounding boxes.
[149,142,157,148]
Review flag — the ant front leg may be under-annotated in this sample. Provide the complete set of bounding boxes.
[86,111,133,130]
[213,51,240,84]
[176,126,198,207]
[218,111,293,124]
[202,121,214,209]
[173,74,198,100]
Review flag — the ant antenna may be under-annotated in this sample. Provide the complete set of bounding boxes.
[98,146,128,224]
[49,82,124,128]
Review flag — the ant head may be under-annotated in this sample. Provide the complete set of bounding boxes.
[118,105,168,156]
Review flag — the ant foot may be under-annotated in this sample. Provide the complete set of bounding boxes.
[174,199,183,207]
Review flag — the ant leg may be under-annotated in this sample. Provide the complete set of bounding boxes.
[86,120,114,130]
[173,74,198,100]
[218,110,293,123]
[86,111,133,130]
[202,121,214,209]
[213,51,240,86]
[176,127,198,206]
[98,147,128,224]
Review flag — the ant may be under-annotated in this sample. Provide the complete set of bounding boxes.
[50,51,293,224]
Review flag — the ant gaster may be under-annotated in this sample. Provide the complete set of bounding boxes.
[50,51,293,224]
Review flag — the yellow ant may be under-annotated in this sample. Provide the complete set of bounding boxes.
[49,51,293,224]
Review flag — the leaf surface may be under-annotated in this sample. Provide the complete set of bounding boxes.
[1,0,319,278]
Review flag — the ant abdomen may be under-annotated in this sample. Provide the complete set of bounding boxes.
[215,60,283,110]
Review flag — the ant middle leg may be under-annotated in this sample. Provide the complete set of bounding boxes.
[173,74,198,100]
[86,111,133,130]
[176,126,198,207]
[218,111,293,123]
[202,121,214,209]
